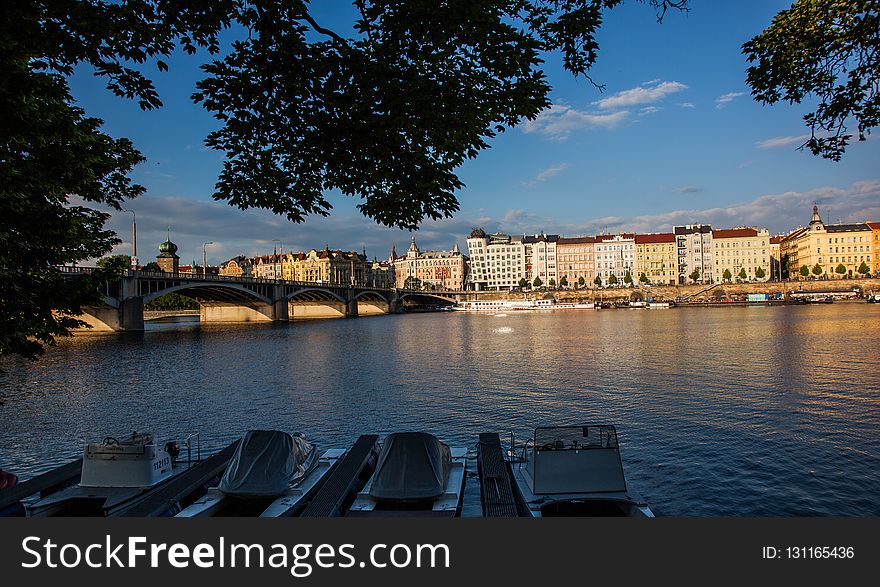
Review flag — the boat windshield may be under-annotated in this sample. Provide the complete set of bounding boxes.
[534,425,618,451]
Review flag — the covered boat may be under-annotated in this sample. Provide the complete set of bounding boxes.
[508,425,654,517]
[176,430,343,517]
[347,432,467,516]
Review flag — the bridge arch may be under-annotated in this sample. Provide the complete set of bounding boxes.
[286,288,347,304]
[397,291,457,304]
[142,283,273,305]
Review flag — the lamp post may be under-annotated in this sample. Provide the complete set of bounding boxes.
[203,241,214,276]
[123,209,137,268]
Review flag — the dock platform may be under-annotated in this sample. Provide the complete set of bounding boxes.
[478,433,526,517]
[0,459,82,515]
[300,434,379,517]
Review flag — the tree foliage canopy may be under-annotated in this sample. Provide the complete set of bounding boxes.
[1,0,690,359]
[743,0,880,160]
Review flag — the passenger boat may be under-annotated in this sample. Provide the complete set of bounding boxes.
[629,301,647,308]
[507,425,654,517]
[176,430,343,517]
[868,293,880,303]
[25,432,203,516]
[346,432,467,517]
[453,298,594,312]
[647,301,674,309]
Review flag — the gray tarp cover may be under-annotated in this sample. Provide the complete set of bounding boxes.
[219,430,315,497]
[369,432,451,501]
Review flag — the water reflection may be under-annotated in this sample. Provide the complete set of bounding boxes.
[1,305,879,515]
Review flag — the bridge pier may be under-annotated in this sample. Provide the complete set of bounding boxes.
[78,297,144,332]
[200,300,286,324]
[345,298,359,318]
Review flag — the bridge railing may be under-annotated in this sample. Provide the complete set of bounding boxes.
[57,266,399,290]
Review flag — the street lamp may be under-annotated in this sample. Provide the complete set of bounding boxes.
[123,209,137,268]
[203,241,214,276]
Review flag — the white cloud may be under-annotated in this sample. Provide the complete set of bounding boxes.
[639,106,661,116]
[521,163,569,188]
[596,80,688,110]
[671,186,701,194]
[677,102,695,108]
[755,134,811,149]
[522,105,629,140]
[715,91,745,109]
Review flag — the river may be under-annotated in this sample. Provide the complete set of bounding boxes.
[1,304,878,516]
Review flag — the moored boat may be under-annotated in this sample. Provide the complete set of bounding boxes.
[346,432,467,517]
[176,429,342,517]
[454,298,594,312]
[507,425,653,517]
[25,432,204,517]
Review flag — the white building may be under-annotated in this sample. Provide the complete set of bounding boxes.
[522,234,559,286]
[711,227,771,282]
[594,233,636,284]
[674,224,713,284]
[466,229,528,290]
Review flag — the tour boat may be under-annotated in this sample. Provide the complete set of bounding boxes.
[507,425,654,517]
[346,432,467,517]
[868,293,880,303]
[629,301,647,308]
[25,432,201,516]
[453,298,595,312]
[176,429,342,517]
[647,301,674,309]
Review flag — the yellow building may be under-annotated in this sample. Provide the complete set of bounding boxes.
[779,206,873,279]
[768,236,783,280]
[870,222,880,275]
[219,256,252,277]
[635,233,676,285]
[280,248,367,285]
[712,227,771,282]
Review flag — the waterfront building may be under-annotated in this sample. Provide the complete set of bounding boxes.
[556,237,596,287]
[392,237,468,290]
[594,233,635,285]
[466,229,528,291]
[523,234,559,286]
[155,238,180,273]
[366,259,395,288]
[870,222,880,275]
[673,224,713,284]
[219,256,253,277]
[252,253,283,279]
[769,236,783,280]
[779,206,873,278]
[711,227,771,283]
[281,248,368,285]
[634,233,676,285]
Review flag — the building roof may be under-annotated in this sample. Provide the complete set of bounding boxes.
[825,223,871,233]
[635,232,675,244]
[595,233,635,241]
[557,236,597,245]
[712,228,759,239]
[522,234,560,243]
[867,221,880,230]
[769,235,783,244]
[674,224,712,235]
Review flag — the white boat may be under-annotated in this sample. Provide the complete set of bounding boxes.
[176,430,342,517]
[346,432,467,517]
[629,301,647,308]
[508,425,654,517]
[647,301,673,309]
[26,432,198,516]
[453,298,595,312]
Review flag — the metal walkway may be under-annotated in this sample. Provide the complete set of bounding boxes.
[119,441,239,517]
[300,434,379,517]
[0,459,82,514]
[478,433,525,517]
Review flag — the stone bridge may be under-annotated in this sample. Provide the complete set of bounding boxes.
[60,267,461,331]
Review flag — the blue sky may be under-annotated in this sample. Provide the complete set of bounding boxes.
[70,1,880,265]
